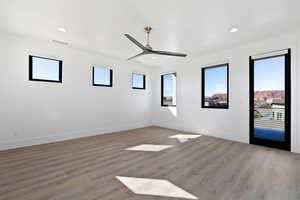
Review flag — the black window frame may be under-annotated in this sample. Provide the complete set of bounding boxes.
[29,55,62,83]
[249,49,291,151]
[161,73,177,107]
[92,66,113,87]
[201,63,229,109]
[132,73,146,90]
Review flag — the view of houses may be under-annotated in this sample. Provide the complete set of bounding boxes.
[204,93,228,108]
[204,90,285,131]
[163,96,175,106]
[254,90,285,131]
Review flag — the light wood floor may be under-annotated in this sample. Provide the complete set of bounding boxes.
[0,126,299,200]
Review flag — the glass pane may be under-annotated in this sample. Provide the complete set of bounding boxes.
[32,57,60,81]
[204,65,228,108]
[163,74,176,106]
[132,73,144,88]
[253,56,285,142]
[94,67,111,85]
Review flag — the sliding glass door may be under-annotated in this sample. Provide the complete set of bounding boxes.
[249,49,291,151]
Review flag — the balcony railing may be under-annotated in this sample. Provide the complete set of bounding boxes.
[254,108,285,130]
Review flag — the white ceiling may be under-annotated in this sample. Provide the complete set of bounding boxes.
[1,0,300,66]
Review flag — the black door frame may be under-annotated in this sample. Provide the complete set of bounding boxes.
[249,49,291,151]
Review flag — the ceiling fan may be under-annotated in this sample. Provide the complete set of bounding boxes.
[125,26,187,60]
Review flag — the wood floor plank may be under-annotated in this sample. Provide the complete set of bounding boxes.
[0,126,299,200]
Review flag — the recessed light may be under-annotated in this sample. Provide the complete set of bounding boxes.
[58,27,67,33]
[229,27,239,33]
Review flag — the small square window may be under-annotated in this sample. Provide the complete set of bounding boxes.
[132,73,146,89]
[93,66,113,87]
[29,55,62,82]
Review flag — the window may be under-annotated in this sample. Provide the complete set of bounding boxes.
[249,49,291,150]
[132,73,146,89]
[29,55,62,82]
[93,66,113,87]
[202,64,229,109]
[161,73,176,106]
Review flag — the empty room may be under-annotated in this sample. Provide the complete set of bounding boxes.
[1,0,300,199]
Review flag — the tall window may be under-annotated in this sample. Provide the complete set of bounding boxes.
[161,73,176,106]
[202,64,229,108]
[132,73,146,89]
[250,49,291,150]
[29,55,62,83]
[93,66,113,87]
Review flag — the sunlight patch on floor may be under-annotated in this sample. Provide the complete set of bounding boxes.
[169,134,201,143]
[116,176,198,199]
[125,144,173,152]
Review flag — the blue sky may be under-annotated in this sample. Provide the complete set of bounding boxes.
[33,56,284,94]
[163,74,175,96]
[132,73,144,88]
[254,56,284,92]
[32,57,60,80]
[94,67,111,85]
[204,65,227,97]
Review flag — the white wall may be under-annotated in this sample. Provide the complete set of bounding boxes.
[153,32,300,153]
[1,31,299,153]
[0,33,155,150]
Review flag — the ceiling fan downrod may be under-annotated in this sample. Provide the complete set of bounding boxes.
[144,26,152,50]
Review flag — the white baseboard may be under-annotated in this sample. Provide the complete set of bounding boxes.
[152,121,247,144]
[0,122,153,151]
[152,121,202,134]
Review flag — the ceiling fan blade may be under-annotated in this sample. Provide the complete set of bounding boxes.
[151,50,187,57]
[127,52,146,60]
[124,34,146,50]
